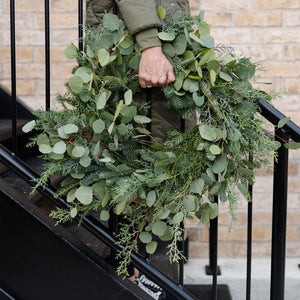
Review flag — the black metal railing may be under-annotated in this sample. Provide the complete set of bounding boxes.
[2,1,300,299]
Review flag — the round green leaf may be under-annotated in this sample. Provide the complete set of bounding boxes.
[75,185,93,205]
[37,134,49,146]
[22,120,36,133]
[183,78,199,93]
[199,124,217,141]
[53,141,66,154]
[212,155,227,174]
[115,200,126,215]
[183,195,196,211]
[100,210,110,221]
[72,146,86,158]
[64,44,77,60]
[158,32,175,41]
[80,155,91,168]
[209,203,219,219]
[97,48,110,67]
[75,66,92,83]
[39,144,52,154]
[190,178,205,194]
[67,188,77,203]
[152,221,167,236]
[93,119,105,133]
[146,241,158,254]
[139,231,152,244]
[192,93,204,106]
[69,75,83,93]
[63,124,78,134]
[146,191,156,207]
[173,212,184,223]
[58,127,68,139]
[173,34,187,55]
[158,208,170,219]
[209,144,221,155]
[97,92,107,110]
[71,172,85,179]
[70,207,77,218]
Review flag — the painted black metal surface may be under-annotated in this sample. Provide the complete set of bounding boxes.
[0,191,142,300]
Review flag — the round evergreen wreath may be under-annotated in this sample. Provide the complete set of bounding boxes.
[23,11,281,276]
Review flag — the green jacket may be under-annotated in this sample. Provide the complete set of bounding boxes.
[86,0,190,51]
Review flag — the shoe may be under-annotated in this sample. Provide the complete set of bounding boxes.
[135,274,166,300]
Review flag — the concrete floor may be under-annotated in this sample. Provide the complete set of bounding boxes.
[184,258,300,300]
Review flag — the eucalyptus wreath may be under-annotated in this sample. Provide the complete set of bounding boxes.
[23,10,282,276]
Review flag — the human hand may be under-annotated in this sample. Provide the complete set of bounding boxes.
[138,46,175,88]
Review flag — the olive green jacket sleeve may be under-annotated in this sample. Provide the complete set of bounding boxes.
[86,0,162,51]
[115,0,162,50]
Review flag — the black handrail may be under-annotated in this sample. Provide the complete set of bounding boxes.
[257,98,300,142]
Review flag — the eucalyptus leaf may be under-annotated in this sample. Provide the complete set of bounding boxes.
[146,191,156,207]
[64,43,77,59]
[75,185,93,205]
[158,32,175,41]
[173,212,184,223]
[69,75,83,93]
[80,155,91,168]
[97,49,110,67]
[152,221,167,236]
[39,144,52,154]
[63,124,78,134]
[100,210,110,221]
[146,241,158,254]
[212,155,227,174]
[124,89,132,105]
[192,93,204,106]
[72,146,86,158]
[70,207,78,218]
[97,92,107,110]
[53,141,66,154]
[22,120,36,133]
[139,231,152,243]
[183,195,196,211]
[278,117,290,128]
[93,119,105,133]
[134,115,151,124]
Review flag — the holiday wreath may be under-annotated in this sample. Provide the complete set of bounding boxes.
[23,10,282,276]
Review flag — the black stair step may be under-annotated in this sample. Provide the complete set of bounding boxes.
[0,189,150,300]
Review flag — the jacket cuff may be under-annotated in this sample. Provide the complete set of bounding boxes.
[135,28,162,51]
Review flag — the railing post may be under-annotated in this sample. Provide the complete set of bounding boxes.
[270,129,289,300]
[10,0,17,155]
[205,194,220,300]
[44,0,50,110]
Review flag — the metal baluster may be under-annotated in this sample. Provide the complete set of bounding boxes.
[45,0,50,110]
[246,181,253,300]
[211,195,219,300]
[10,0,17,155]
[270,129,289,300]
[78,0,83,51]
[179,118,185,286]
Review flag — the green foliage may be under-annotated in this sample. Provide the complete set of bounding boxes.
[24,12,281,276]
